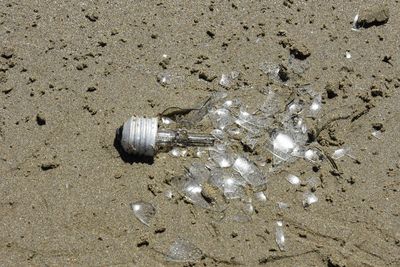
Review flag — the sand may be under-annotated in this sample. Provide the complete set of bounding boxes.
[0,1,399,266]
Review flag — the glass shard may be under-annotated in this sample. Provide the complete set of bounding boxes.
[254,191,267,202]
[182,181,211,209]
[275,221,286,251]
[188,163,210,183]
[171,175,211,209]
[309,94,322,117]
[209,169,245,199]
[130,201,156,226]
[232,156,267,188]
[277,202,289,209]
[210,150,235,168]
[166,238,203,262]
[211,129,225,139]
[209,108,232,130]
[219,71,239,88]
[304,149,321,162]
[161,117,175,125]
[273,132,295,155]
[157,72,172,86]
[286,174,301,185]
[169,147,188,157]
[331,147,351,160]
[303,191,318,207]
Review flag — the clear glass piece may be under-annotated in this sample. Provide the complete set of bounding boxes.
[166,238,203,262]
[286,174,301,185]
[303,191,318,207]
[130,201,156,226]
[275,221,286,251]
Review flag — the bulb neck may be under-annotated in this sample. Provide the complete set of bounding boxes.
[157,129,215,150]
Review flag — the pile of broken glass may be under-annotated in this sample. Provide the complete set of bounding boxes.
[166,80,324,221]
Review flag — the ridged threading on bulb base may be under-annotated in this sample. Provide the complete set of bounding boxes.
[121,117,158,156]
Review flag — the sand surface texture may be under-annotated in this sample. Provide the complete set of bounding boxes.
[1,1,399,266]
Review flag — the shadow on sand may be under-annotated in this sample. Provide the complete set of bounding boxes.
[113,126,154,165]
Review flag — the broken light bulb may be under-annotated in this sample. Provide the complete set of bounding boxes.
[118,116,215,156]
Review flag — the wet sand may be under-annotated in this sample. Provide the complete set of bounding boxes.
[1,1,399,266]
